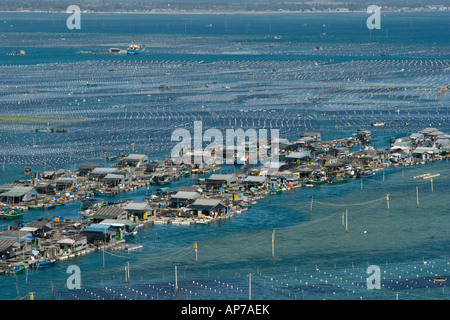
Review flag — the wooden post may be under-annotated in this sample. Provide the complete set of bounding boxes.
[386,194,390,210]
[272,229,275,259]
[194,242,198,263]
[175,265,178,296]
[430,178,433,193]
[360,178,363,191]
[310,196,314,212]
[416,186,419,208]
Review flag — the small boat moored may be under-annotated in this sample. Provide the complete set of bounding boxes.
[434,276,446,284]
[28,204,43,211]
[33,258,57,268]
[93,190,115,197]
[127,43,146,55]
[35,127,53,133]
[8,264,25,275]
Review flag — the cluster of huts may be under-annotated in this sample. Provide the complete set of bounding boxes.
[388,127,450,164]
[0,127,448,273]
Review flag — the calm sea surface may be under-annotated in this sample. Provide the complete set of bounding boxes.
[0,11,449,300]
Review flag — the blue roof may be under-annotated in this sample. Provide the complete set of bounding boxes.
[82,223,114,234]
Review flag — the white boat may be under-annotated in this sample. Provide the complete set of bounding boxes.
[195,218,212,225]
[125,244,143,252]
[434,277,446,283]
[153,218,169,224]
[172,218,193,225]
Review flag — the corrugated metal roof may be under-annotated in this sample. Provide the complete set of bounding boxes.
[0,240,18,251]
[92,207,126,217]
[101,174,125,180]
[0,230,31,240]
[171,191,200,200]
[19,227,38,232]
[0,186,35,197]
[189,198,225,210]
[99,219,136,229]
[413,147,439,154]
[26,220,51,227]
[124,202,151,211]
[243,176,267,183]
[207,174,236,182]
[125,154,147,160]
[91,168,120,174]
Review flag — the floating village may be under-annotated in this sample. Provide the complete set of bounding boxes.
[0,126,448,276]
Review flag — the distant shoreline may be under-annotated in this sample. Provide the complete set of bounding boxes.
[0,9,444,15]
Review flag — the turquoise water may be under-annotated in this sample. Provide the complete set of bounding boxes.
[0,11,449,300]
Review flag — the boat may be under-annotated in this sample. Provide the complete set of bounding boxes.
[34,258,57,268]
[182,170,191,177]
[28,204,44,210]
[24,167,32,175]
[125,244,143,252]
[269,187,282,194]
[7,50,26,56]
[35,127,53,133]
[81,198,100,210]
[330,177,347,184]
[127,43,146,55]
[2,210,24,220]
[86,83,97,87]
[434,276,446,283]
[306,179,326,186]
[8,265,25,275]
[370,122,386,127]
[93,190,115,197]
[150,174,171,185]
[358,170,375,178]
[81,199,107,210]
[43,203,56,210]
[106,155,117,161]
